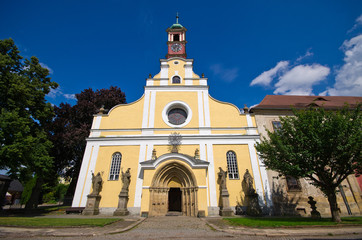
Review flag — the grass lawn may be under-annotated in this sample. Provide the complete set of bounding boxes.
[224,217,362,228]
[0,217,121,227]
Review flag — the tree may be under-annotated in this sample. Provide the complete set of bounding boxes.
[0,38,58,209]
[255,105,361,222]
[49,87,126,201]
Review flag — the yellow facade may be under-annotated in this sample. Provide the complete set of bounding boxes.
[72,21,270,217]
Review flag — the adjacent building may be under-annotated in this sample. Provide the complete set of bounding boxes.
[250,95,362,216]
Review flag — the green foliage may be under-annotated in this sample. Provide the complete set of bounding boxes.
[256,105,361,190]
[0,38,58,208]
[224,217,362,227]
[255,105,361,222]
[0,217,121,227]
[42,182,69,203]
[21,176,36,205]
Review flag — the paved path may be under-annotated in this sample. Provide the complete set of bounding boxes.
[1,216,362,240]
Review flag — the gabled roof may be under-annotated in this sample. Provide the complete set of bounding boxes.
[250,95,361,111]
[8,179,24,192]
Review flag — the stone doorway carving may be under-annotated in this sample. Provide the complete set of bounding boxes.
[149,161,198,216]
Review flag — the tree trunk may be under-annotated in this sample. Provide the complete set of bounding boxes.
[327,192,341,223]
[25,177,43,210]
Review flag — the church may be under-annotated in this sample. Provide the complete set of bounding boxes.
[71,18,271,216]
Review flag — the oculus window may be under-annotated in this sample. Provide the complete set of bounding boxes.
[168,108,187,125]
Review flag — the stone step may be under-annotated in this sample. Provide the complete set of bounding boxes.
[166,211,182,216]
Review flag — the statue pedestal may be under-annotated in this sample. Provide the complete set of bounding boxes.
[219,189,234,216]
[245,192,262,216]
[82,194,101,215]
[113,191,129,216]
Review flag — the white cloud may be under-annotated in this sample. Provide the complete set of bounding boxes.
[348,14,362,33]
[210,64,239,82]
[322,34,362,96]
[40,62,54,74]
[250,61,289,86]
[274,64,330,95]
[63,94,76,100]
[296,49,314,62]
[47,88,62,99]
[47,87,76,101]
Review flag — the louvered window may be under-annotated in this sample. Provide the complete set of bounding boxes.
[109,152,122,180]
[226,151,239,179]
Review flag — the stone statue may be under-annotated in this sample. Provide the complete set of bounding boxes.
[121,168,131,192]
[218,167,227,190]
[114,168,131,216]
[194,148,200,160]
[243,169,255,194]
[91,172,103,195]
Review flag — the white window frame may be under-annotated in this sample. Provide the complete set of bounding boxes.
[226,151,239,179]
[109,152,122,181]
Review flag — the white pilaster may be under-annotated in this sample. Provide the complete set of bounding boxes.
[141,90,151,130]
[207,143,217,207]
[80,143,100,207]
[248,142,265,205]
[90,115,102,137]
[134,143,147,207]
[197,91,205,128]
[202,91,211,134]
[185,62,193,79]
[72,143,94,207]
[160,62,169,82]
[246,113,258,135]
[148,91,156,129]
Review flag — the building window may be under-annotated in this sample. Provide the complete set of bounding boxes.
[109,152,122,180]
[174,34,180,41]
[226,151,239,179]
[286,176,302,191]
[272,121,282,132]
[172,76,181,84]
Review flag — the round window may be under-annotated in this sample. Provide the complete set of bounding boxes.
[168,108,187,125]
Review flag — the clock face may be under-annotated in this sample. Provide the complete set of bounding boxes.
[168,108,187,125]
[171,43,182,52]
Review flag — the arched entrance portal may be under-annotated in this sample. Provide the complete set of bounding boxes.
[149,161,198,216]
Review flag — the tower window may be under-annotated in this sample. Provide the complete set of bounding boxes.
[109,152,122,180]
[226,151,239,179]
[172,76,181,84]
[174,34,180,41]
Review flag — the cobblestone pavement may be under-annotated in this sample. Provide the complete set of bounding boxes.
[2,216,362,240]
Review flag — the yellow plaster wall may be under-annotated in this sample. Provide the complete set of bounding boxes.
[209,97,248,128]
[93,145,140,208]
[99,97,144,129]
[211,129,247,135]
[251,115,257,127]
[154,91,199,128]
[100,131,141,136]
[168,60,186,85]
[151,144,199,159]
[212,144,253,207]
[153,129,199,135]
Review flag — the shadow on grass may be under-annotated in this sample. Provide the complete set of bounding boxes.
[224,216,362,228]
[1,204,70,217]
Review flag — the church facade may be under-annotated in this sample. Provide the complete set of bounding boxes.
[71,19,272,216]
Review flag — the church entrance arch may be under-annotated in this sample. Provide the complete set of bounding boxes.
[149,161,198,216]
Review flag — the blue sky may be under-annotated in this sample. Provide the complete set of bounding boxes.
[1,0,361,108]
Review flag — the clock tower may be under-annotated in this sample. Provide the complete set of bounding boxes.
[166,14,187,59]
